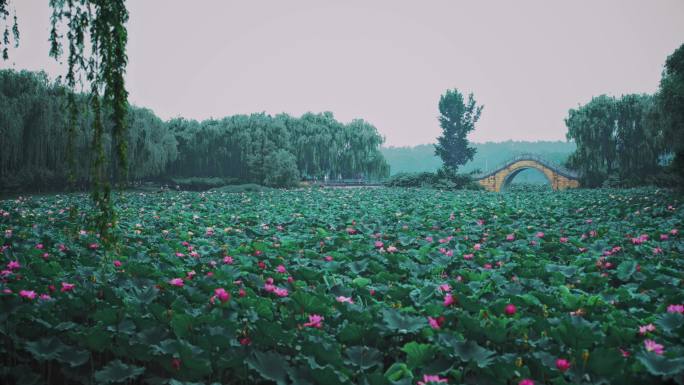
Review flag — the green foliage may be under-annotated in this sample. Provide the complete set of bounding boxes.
[657,43,684,186]
[383,169,482,190]
[434,89,483,172]
[0,70,389,191]
[167,112,389,187]
[0,70,177,192]
[0,187,683,384]
[263,149,300,188]
[565,94,665,187]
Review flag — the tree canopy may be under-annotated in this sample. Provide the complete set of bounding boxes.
[434,89,483,172]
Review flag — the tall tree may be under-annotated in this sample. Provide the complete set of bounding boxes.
[657,43,684,183]
[434,89,483,172]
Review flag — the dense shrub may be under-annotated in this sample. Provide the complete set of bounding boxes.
[262,150,300,188]
[384,169,482,190]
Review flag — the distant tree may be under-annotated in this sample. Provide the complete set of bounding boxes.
[657,43,684,183]
[565,94,665,187]
[263,149,300,188]
[434,89,483,172]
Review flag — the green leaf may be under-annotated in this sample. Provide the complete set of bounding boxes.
[93,360,144,384]
[25,337,65,361]
[345,346,382,369]
[443,337,495,368]
[381,308,423,333]
[384,362,414,385]
[246,351,290,385]
[401,342,435,369]
[56,347,90,367]
[170,313,193,339]
[636,351,684,376]
[616,260,638,281]
[655,312,684,335]
[352,277,371,288]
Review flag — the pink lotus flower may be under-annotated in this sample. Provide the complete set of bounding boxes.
[239,337,251,345]
[61,282,75,292]
[171,358,181,370]
[505,303,517,316]
[652,247,662,255]
[559,237,568,243]
[58,244,67,252]
[7,261,20,270]
[443,293,455,307]
[463,253,474,261]
[35,243,44,250]
[483,263,492,269]
[660,234,669,241]
[387,246,398,253]
[169,278,184,287]
[667,304,684,314]
[19,290,36,300]
[175,252,185,258]
[113,260,122,267]
[519,380,534,385]
[439,284,451,292]
[374,241,384,248]
[425,236,433,242]
[264,283,276,292]
[644,339,664,355]
[639,323,656,335]
[223,256,234,264]
[303,314,323,328]
[428,316,441,330]
[39,293,52,300]
[273,287,289,297]
[336,296,354,304]
[620,348,631,357]
[211,288,230,304]
[670,228,678,235]
[276,264,287,273]
[238,288,246,297]
[556,358,571,372]
[324,255,333,262]
[536,232,544,238]
[89,243,99,250]
[418,374,448,385]
[506,234,515,241]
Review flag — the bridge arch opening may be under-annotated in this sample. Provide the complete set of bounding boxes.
[501,167,552,191]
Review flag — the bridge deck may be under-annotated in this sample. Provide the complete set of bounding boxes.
[474,153,579,180]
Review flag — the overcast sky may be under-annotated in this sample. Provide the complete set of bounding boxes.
[3,1,684,146]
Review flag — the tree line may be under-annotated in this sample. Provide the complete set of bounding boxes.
[0,69,389,191]
[565,43,684,188]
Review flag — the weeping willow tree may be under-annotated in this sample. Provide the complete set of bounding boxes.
[1,0,130,243]
[166,112,389,185]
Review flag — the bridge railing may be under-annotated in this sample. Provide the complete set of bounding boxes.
[474,153,579,179]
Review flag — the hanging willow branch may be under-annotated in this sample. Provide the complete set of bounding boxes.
[2,0,130,243]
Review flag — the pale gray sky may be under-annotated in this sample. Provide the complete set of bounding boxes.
[3,1,683,146]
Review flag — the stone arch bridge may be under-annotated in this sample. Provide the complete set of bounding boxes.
[475,154,580,192]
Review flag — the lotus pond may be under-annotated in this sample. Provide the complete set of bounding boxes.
[1,187,683,385]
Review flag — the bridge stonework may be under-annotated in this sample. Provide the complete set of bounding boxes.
[476,158,580,192]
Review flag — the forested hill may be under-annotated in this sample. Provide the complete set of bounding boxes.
[381,141,576,182]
